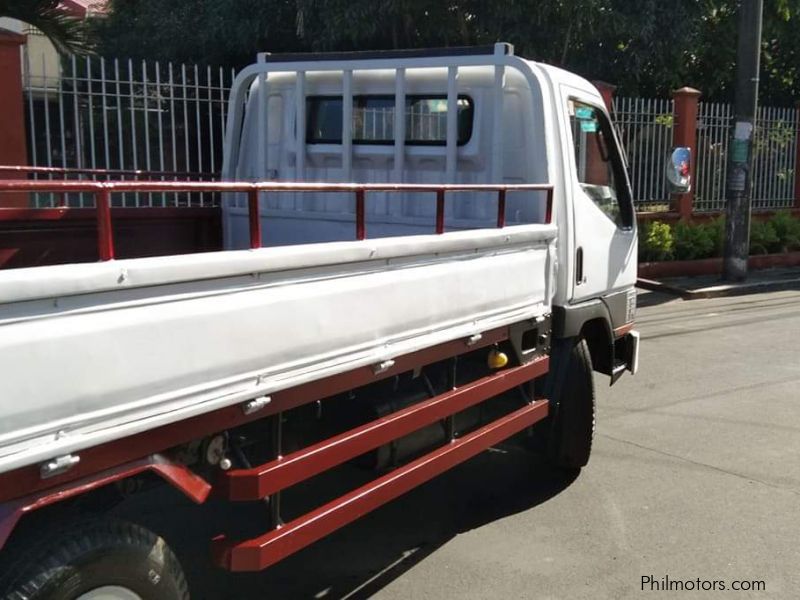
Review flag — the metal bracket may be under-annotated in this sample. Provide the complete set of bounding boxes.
[372,359,396,375]
[466,333,483,347]
[242,395,272,415]
[40,454,80,479]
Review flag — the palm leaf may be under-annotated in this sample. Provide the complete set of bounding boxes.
[0,0,93,54]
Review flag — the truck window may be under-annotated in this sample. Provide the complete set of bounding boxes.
[567,100,633,228]
[306,95,473,145]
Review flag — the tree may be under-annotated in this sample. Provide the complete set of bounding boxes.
[0,0,91,54]
[88,0,800,104]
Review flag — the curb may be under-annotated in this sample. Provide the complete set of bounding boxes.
[635,278,693,299]
[636,276,800,300]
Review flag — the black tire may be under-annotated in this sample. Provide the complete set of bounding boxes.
[0,518,189,600]
[545,338,596,470]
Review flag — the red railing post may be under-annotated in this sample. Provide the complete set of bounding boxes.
[592,81,617,115]
[0,30,29,208]
[355,189,366,240]
[435,189,445,234]
[545,188,554,224]
[672,87,702,219]
[248,188,261,248]
[95,188,114,261]
[496,189,506,228]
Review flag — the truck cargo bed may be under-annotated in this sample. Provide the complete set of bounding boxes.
[0,224,555,474]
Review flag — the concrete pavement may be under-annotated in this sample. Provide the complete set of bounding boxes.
[637,266,800,299]
[117,288,800,599]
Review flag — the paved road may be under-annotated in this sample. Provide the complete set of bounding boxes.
[119,288,800,599]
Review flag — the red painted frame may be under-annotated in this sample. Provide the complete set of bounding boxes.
[224,356,549,501]
[0,454,210,551]
[0,179,554,262]
[213,400,549,572]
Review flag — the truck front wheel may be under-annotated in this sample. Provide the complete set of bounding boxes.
[545,337,596,470]
[0,518,189,600]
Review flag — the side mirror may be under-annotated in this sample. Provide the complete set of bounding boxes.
[666,147,692,193]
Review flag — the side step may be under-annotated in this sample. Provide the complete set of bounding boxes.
[212,399,548,571]
[222,357,549,501]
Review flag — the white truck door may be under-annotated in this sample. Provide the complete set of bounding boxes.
[560,88,637,303]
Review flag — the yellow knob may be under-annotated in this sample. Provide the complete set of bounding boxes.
[487,349,509,369]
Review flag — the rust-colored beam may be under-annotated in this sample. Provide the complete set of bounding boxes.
[496,189,506,227]
[0,178,555,264]
[247,188,261,248]
[224,356,549,501]
[213,399,549,572]
[0,454,211,552]
[95,189,114,261]
[355,189,366,240]
[436,189,445,233]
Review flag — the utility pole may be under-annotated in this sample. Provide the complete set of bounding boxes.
[723,0,763,281]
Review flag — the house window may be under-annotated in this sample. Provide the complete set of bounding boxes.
[306,95,474,145]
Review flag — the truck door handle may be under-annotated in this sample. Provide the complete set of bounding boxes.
[576,247,584,285]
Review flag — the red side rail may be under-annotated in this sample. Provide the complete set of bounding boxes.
[0,179,554,263]
[214,400,549,572]
[224,357,549,501]
[212,355,550,572]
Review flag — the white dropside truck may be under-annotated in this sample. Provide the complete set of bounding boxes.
[0,44,654,599]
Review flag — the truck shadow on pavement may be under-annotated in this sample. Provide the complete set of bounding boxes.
[115,442,578,600]
[636,289,682,308]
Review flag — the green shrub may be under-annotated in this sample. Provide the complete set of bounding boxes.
[639,221,674,262]
[769,211,800,252]
[673,221,715,260]
[749,220,780,255]
[706,216,726,257]
[637,213,800,262]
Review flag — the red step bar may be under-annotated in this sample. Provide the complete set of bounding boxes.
[213,399,549,572]
[213,355,550,572]
[223,357,549,501]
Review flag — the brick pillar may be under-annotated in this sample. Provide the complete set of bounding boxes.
[592,80,617,114]
[671,87,701,219]
[581,81,617,186]
[0,29,28,207]
[794,100,800,208]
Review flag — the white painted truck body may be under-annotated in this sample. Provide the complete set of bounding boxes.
[0,225,555,474]
[0,44,636,478]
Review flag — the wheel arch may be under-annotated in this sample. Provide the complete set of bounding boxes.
[580,318,613,376]
[0,454,210,552]
[552,301,614,377]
